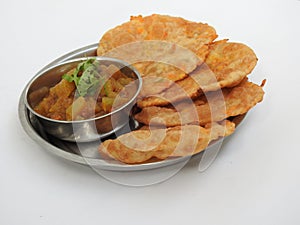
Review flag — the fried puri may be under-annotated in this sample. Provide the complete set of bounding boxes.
[96,14,265,164]
[135,79,265,127]
[97,14,217,60]
[137,41,258,108]
[99,120,235,164]
[97,14,217,97]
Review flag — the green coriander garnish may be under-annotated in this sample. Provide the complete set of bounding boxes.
[62,58,102,97]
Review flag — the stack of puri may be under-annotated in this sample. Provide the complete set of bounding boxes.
[96,14,266,164]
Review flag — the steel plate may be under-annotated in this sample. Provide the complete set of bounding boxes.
[18,43,245,171]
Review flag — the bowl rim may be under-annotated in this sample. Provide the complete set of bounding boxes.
[24,56,143,124]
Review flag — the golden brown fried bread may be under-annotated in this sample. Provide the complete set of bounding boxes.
[97,14,217,61]
[97,14,217,97]
[136,40,258,108]
[135,79,265,127]
[102,41,201,77]
[136,65,208,108]
[96,14,265,165]
[99,121,235,164]
[205,40,258,88]
[100,41,202,97]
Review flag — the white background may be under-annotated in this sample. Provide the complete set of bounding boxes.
[1,0,300,224]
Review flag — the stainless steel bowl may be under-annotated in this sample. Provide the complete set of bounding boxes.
[24,57,142,142]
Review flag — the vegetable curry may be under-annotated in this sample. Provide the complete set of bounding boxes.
[34,58,135,121]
